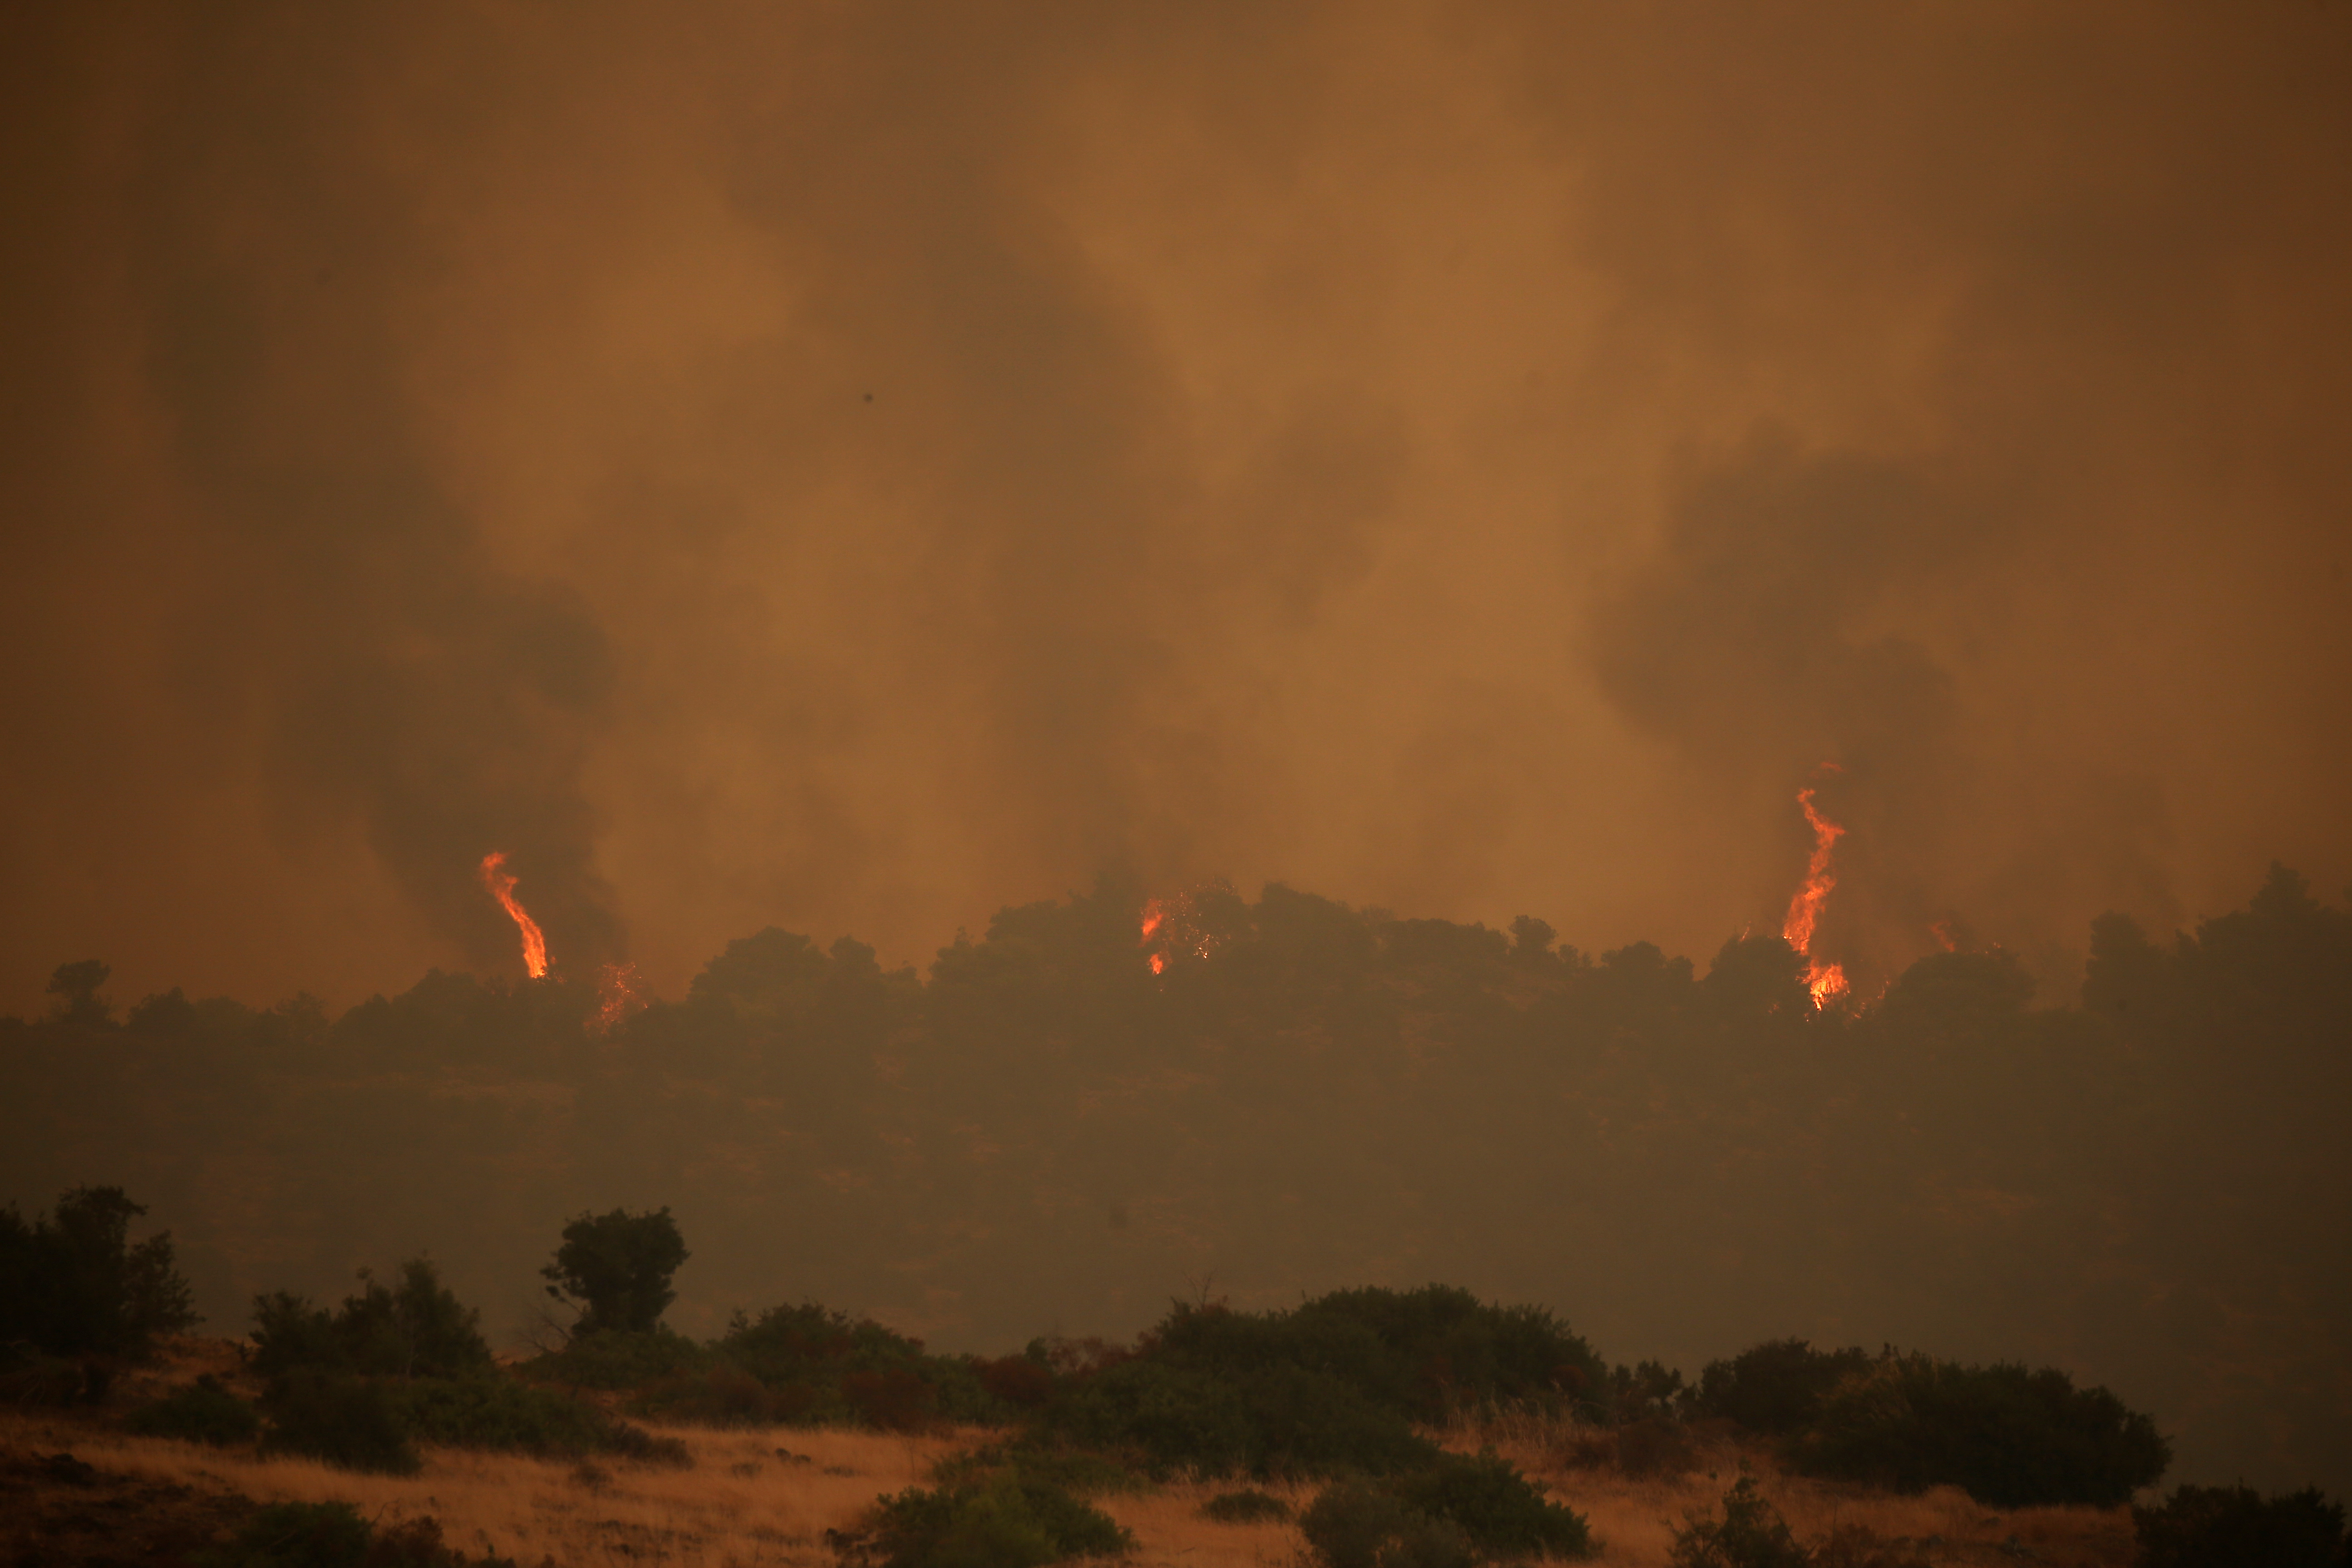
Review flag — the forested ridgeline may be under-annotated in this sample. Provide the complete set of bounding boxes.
[2,865,2345,1496]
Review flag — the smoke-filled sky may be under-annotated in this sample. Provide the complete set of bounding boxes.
[4,2,2348,1015]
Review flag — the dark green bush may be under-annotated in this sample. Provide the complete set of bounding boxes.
[1053,1358,1257,1473]
[1612,1417,1698,1480]
[1666,1478,1809,1568]
[202,1499,517,1568]
[250,1259,492,1382]
[541,1207,689,1335]
[1153,1288,1607,1425]
[1694,1340,1871,1435]
[0,1185,198,1365]
[396,1374,686,1461]
[128,1374,261,1445]
[518,1326,710,1391]
[1299,1479,1477,1568]
[615,1300,1010,1431]
[1391,1450,1593,1560]
[932,1442,1147,1498]
[868,1474,1132,1568]
[1201,1490,1291,1523]
[1790,1352,2170,1507]
[260,1372,421,1474]
[2132,1483,2347,1568]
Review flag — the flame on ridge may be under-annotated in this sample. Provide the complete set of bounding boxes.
[477,851,549,980]
[1781,784,1849,1007]
[1140,884,1227,977]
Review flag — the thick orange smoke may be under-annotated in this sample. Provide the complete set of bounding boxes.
[477,851,549,980]
[1781,785,1849,1006]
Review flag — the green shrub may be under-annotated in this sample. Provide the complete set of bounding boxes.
[1790,1352,2170,1507]
[249,1260,492,1382]
[1154,1288,1607,1424]
[1053,1343,1436,1478]
[1694,1340,1871,1435]
[933,1442,1148,1498]
[395,1375,637,1458]
[1666,1478,1809,1568]
[0,1343,85,1405]
[0,1184,198,1364]
[1201,1490,1290,1524]
[541,1207,690,1336]
[868,1474,1133,1568]
[1053,1358,1257,1474]
[129,1374,261,1446]
[2132,1483,2347,1568]
[260,1372,421,1474]
[518,1326,710,1391]
[1391,1450,1593,1560]
[202,1500,517,1567]
[1612,1416,1698,1480]
[1299,1479,1477,1568]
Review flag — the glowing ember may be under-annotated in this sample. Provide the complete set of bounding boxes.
[477,851,549,979]
[1780,785,1848,1006]
[595,960,642,1031]
[1931,919,1959,953]
[1140,884,1227,975]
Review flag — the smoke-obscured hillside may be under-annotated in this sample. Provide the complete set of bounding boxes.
[4,864,2345,1499]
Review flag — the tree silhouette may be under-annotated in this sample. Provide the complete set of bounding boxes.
[541,1207,688,1335]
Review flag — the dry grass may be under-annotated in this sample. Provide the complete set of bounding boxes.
[1442,1407,2137,1568]
[2,1354,2136,1568]
[2,1410,974,1568]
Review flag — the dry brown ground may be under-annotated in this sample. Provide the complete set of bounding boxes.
[0,1340,2139,1568]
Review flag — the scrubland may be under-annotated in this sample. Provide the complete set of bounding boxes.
[1,1339,2135,1568]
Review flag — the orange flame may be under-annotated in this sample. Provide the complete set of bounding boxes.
[1781,785,1848,1006]
[1141,885,1225,976]
[477,851,549,979]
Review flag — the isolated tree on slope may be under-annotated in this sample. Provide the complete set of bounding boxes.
[541,1207,687,1335]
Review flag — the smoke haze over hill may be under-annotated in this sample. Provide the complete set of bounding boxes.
[2,2,2347,1011]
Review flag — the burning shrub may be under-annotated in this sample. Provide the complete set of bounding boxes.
[2132,1483,2348,1568]
[127,1373,261,1446]
[1694,1339,1872,1435]
[1789,1351,2170,1508]
[1666,1478,1809,1568]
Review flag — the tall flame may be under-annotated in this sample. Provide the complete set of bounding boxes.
[1780,786,1848,1006]
[477,851,549,979]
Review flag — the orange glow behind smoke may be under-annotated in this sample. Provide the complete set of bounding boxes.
[1781,786,1849,1006]
[477,852,549,979]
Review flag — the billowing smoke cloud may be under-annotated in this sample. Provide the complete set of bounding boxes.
[0,1,2347,1010]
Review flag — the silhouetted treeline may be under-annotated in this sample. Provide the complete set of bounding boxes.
[2,865,2346,1497]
